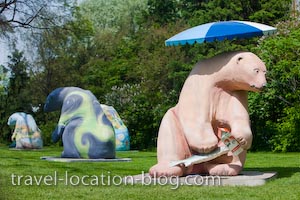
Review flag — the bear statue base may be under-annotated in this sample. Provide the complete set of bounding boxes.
[124,171,277,187]
[40,156,131,163]
[9,148,43,151]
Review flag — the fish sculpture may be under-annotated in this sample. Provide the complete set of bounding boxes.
[44,87,115,159]
[169,146,229,167]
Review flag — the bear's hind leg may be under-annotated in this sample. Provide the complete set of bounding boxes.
[149,108,192,177]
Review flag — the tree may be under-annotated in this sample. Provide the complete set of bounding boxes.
[249,0,291,23]
[0,64,9,143]
[145,0,179,25]
[0,48,31,143]
[250,19,300,152]
[0,0,295,150]
[78,0,294,150]
[0,0,77,36]
[80,0,147,34]
[29,9,94,98]
[5,47,31,111]
[0,64,8,94]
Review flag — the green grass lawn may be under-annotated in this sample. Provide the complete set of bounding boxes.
[0,145,299,200]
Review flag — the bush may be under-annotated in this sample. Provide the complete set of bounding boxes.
[270,106,300,152]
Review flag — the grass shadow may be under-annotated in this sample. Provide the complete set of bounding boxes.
[244,167,300,178]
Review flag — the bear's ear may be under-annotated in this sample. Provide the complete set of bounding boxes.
[237,56,243,64]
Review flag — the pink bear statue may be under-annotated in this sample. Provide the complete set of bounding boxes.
[149,51,267,177]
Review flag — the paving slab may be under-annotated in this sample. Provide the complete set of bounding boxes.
[40,156,131,163]
[123,171,277,186]
[9,148,43,151]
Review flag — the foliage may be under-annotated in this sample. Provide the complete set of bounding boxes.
[28,8,94,97]
[271,106,300,152]
[145,0,180,25]
[0,64,9,94]
[250,19,300,152]
[0,0,78,38]
[104,84,151,149]
[0,0,298,152]
[249,0,291,23]
[0,48,32,143]
[80,0,147,33]
[143,0,290,26]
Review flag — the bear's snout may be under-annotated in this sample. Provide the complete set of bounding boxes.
[250,82,267,92]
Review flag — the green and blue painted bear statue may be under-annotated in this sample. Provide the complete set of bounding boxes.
[44,87,115,159]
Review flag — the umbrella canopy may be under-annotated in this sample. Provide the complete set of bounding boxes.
[165,20,276,46]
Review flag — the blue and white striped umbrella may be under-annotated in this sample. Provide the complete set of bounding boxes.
[165,20,276,46]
